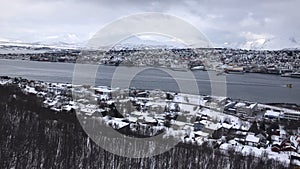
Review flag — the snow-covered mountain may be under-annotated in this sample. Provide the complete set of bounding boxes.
[36,34,87,48]
[1,34,300,51]
[218,37,300,50]
[0,40,83,50]
[0,33,88,50]
[110,35,187,50]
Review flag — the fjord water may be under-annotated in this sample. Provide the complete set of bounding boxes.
[0,59,299,104]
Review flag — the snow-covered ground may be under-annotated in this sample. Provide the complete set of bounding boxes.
[1,76,299,166]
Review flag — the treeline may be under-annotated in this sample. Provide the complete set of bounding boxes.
[0,85,289,169]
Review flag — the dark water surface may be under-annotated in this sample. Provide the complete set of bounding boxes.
[0,59,299,104]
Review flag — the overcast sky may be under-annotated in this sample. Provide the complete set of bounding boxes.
[0,0,299,49]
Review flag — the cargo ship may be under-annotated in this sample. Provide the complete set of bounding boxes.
[291,72,300,78]
[224,67,244,74]
[188,60,206,71]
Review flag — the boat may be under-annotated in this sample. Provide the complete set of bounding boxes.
[188,60,206,71]
[286,84,293,88]
[190,65,206,71]
[291,72,300,78]
[224,67,244,74]
[281,73,292,77]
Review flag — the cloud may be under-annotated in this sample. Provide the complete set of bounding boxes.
[0,0,299,49]
[238,32,272,49]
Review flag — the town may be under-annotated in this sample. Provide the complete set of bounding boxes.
[1,76,299,167]
[1,44,300,77]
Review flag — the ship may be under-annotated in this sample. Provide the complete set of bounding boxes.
[190,65,206,71]
[291,72,300,78]
[286,84,293,88]
[188,60,206,71]
[281,73,292,77]
[224,67,244,74]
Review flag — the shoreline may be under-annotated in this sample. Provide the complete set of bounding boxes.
[266,103,300,111]
[1,74,299,107]
[1,58,300,79]
[1,59,299,104]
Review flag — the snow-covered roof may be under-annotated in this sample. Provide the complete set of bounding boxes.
[37,91,47,96]
[235,102,246,108]
[228,139,240,146]
[173,95,184,103]
[193,131,210,137]
[107,118,129,129]
[80,107,96,116]
[220,123,232,129]
[248,103,257,109]
[127,116,137,122]
[143,116,157,123]
[172,120,188,127]
[24,86,38,94]
[62,104,78,111]
[264,110,280,117]
[93,86,117,93]
[130,111,144,116]
[50,107,61,112]
[154,114,165,120]
[246,134,260,143]
[205,122,219,130]
[271,135,280,142]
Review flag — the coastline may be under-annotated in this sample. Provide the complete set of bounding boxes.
[1,58,300,78]
[1,58,299,105]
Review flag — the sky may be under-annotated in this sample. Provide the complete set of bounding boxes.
[0,0,299,49]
